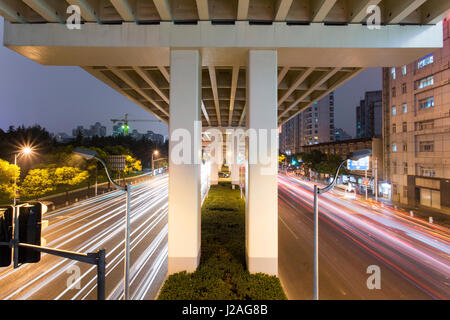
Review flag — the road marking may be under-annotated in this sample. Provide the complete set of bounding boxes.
[279,216,299,240]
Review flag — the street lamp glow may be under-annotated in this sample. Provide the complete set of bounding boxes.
[153,150,159,156]
[21,146,33,155]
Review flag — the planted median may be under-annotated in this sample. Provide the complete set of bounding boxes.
[158,182,286,300]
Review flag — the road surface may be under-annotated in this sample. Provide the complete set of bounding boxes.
[2,173,448,300]
[0,174,168,300]
[278,174,450,300]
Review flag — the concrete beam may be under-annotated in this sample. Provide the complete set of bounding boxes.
[109,0,137,22]
[108,66,169,117]
[277,66,289,85]
[274,0,293,21]
[0,0,27,23]
[82,67,168,123]
[202,101,211,126]
[4,22,443,67]
[153,0,171,21]
[66,0,101,23]
[420,0,450,24]
[280,68,365,124]
[22,0,65,23]
[133,66,169,104]
[279,67,340,120]
[278,67,314,106]
[195,0,209,20]
[237,0,249,20]
[238,104,246,127]
[349,0,382,23]
[228,65,239,126]
[158,66,170,82]
[386,0,427,24]
[208,66,222,126]
[312,0,337,22]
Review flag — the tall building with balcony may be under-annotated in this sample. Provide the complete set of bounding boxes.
[356,91,383,139]
[383,18,450,209]
[279,92,335,154]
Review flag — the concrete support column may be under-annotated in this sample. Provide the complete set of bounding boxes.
[245,50,278,275]
[210,162,219,185]
[168,50,202,274]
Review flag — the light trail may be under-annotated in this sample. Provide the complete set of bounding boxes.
[0,175,169,300]
[278,174,450,299]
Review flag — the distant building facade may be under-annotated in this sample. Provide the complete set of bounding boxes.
[279,92,335,154]
[383,18,450,209]
[356,90,382,139]
[72,122,107,138]
[112,122,125,137]
[334,128,352,141]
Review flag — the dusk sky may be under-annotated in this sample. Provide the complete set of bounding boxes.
[0,17,381,138]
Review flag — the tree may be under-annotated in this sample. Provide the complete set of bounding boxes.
[123,155,142,175]
[21,168,54,200]
[301,150,326,172]
[0,159,20,201]
[54,167,89,200]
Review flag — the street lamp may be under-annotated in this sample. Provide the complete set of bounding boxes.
[12,146,34,267]
[74,148,131,300]
[152,150,159,175]
[313,149,372,300]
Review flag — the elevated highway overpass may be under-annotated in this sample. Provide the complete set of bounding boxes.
[1,0,449,277]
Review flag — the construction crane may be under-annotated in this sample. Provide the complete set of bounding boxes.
[111,113,162,136]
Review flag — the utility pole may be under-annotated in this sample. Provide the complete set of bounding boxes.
[124,183,131,300]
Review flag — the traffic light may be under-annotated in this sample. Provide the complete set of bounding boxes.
[18,203,48,264]
[0,206,13,267]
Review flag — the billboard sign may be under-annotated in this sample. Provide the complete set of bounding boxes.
[347,156,370,171]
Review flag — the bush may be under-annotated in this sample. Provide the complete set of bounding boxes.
[158,182,286,300]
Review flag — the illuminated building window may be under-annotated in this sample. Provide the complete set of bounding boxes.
[392,143,397,152]
[419,97,434,109]
[402,65,407,75]
[402,103,407,114]
[391,67,396,80]
[418,76,434,89]
[392,106,397,115]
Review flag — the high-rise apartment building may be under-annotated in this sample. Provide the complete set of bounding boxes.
[72,122,107,137]
[383,18,450,209]
[334,128,353,141]
[279,92,335,154]
[356,91,383,139]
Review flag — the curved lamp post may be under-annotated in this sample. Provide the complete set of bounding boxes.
[74,148,131,300]
[313,149,372,300]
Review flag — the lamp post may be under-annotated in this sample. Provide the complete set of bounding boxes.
[152,150,158,175]
[313,149,372,300]
[74,148,131,300]
[12,146,33,268]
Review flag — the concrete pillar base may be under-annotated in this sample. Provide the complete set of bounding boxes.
[247,256,278,276]
[168,253,201,275]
